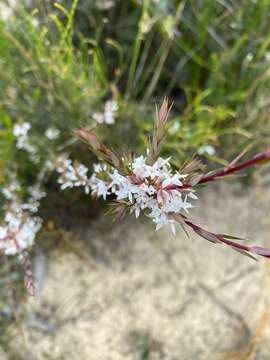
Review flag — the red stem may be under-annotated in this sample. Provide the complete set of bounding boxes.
[184,219,270,259]
[184,220,249,251]
[166,148,270,191]
[199,147,270,185]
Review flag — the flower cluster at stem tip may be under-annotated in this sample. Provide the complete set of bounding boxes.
[71,98,270,261]
[56,153,197,234]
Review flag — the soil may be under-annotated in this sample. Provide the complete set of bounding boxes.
[5,184,270,360]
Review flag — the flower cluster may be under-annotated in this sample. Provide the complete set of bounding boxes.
[0,180,45,256]
[198,145,215,156]
[72,99,270,261]
[94,155,196,234]
[57,153,196,233]
[45,126,60,140]
[13,121,36,153]
[13,122,60,164]
[0,211,42,256]
[7,121,60,295]
[92,100,118,125]
[56,153,92,194]
[0,175,46,295]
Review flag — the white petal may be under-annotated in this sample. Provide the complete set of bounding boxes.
[162,178,171,188]
[188,192,198,200]
[170,222,176,235]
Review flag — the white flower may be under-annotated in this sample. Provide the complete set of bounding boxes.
[198,145,215,156]
[96,0,115,10]
[45,127,60,140]
[1,179,20,200]
[32,18,39,28]
[169,121,180,134]
[92,112,104,124]
[132,156,149,178]
[92,100,118,125]
[162,173,183,188]
[28,186,46,203]
[13,122,37,154]
[246,52,254,62]
[13,122,31,137]
[94,180,109,200]
[0,227,7,239]
[0,209,42,256]
[104,100,118,124]
[56,155,94,194]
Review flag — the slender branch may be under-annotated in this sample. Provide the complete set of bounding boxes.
[165,148,270,191]
[199,147,270,185]
[184,219,270,260]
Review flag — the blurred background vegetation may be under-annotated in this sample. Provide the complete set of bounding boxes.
[1,0,270,355]
[1,0,270,175]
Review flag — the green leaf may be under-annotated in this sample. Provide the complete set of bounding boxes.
[92,47,108,86]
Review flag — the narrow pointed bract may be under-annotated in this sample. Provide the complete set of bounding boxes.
[74,128,126,174]
[147,98,173,165]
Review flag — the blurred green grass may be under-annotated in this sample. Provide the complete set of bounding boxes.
[1,0,270,168]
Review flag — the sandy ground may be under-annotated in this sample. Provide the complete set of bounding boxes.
[4,184,270,360]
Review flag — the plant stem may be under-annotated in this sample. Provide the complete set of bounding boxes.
[199,147,270,184]
[166,148,270,191]
[184,219,270,259]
